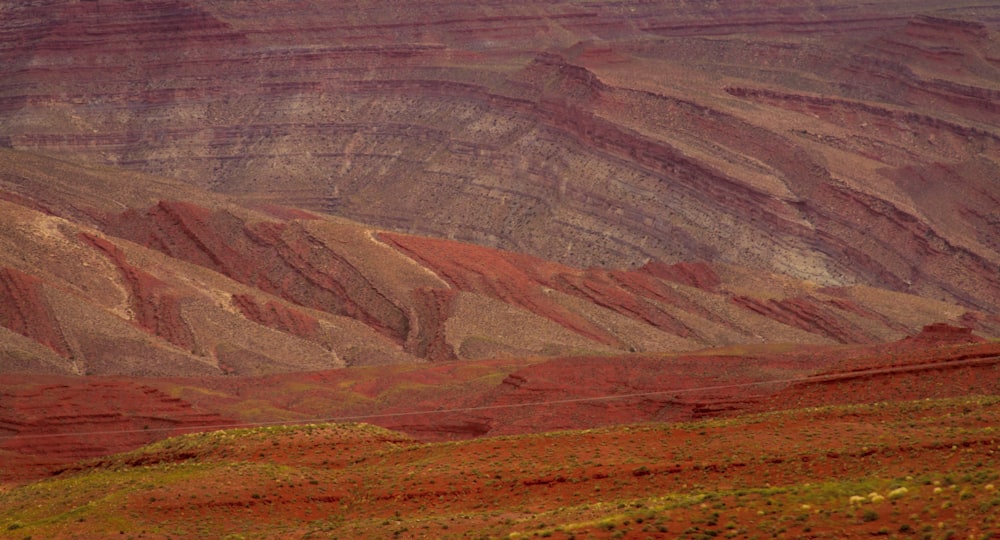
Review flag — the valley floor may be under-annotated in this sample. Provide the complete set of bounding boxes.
[1,395,998,539]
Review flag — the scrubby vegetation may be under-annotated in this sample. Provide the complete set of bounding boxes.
[2,396,999,538]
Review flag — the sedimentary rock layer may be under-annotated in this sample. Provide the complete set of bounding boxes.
[2,1,998,315]
[2,149,996,376]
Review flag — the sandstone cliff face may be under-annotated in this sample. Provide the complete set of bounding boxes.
[3,1,999,314]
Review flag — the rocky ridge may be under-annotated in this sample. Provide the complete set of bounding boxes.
[1,149,997,378]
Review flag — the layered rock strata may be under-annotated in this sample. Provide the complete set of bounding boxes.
[1,1,998,314]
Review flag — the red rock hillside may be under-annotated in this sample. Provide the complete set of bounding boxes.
[0,5,998,534]
[1,149,997,378]
[0,1,998,314]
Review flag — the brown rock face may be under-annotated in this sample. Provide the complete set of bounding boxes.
[2,0,998,316]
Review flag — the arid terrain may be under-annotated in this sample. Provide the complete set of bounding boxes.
[4,0,1000,306]
[1,148,997,377]
[1,0,999,538]
[2,370,1000,538]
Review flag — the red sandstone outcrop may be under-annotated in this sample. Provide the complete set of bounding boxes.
[905,322,986,346]
[230,293,322,343]
[80,233,197,352]
[1,147,997,376]
[0,267,71,358]
[103,201,412,345]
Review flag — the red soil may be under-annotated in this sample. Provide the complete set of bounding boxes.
[750,329,1000,413]
[0,377,233,484]
[7,396,999,539]
[4,329,994,486]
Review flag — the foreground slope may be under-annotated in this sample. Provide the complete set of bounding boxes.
[2,1,999,311]
[2,396,998,539]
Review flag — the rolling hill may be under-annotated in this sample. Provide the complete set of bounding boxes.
[3,394,1000,538]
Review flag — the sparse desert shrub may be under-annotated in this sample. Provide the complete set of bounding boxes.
[888,487,908,499]
[861,509,879,522]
